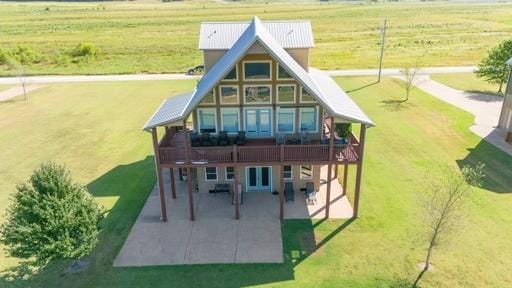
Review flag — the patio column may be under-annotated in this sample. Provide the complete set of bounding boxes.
[342,159,349,196]
[170,168,177,199]
[151,128,168,222]
[233,145,240,220]
[353,125,367,218]
[334,165,338,179]
[325,116,335,219]
[279,145,285,220]
[183,119,195,221]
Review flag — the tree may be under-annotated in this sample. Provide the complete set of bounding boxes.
[413,164,485,287]
[476,39,512,93]
[0,162,104,264]
[399,66,418,102]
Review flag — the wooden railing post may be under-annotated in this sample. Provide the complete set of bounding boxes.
[183,120,195,221]
[151,128,167,222]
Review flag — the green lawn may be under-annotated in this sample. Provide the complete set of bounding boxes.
[431,73,503,95]
[1,77,511,287]
[1,1,512,76]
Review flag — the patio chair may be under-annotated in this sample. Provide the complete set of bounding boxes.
[300,131,311,145]
[276,132,285,145]
[218,131,229,146]
[305,182,316,205]
[284,182,294,202]
[200,132,213,146]
[189,132,200,147]
[236,131,246,145]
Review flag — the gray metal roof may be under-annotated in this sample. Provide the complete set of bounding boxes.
[143,17,373,131]
[199,20,314,50]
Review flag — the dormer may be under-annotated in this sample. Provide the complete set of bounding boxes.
[199,20,314,72]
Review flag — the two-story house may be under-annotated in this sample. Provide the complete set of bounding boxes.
[143,17,373,222]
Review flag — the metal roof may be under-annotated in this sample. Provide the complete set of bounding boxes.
[199,20,314,50]
[143,17,373,131]
[507,58,512,66]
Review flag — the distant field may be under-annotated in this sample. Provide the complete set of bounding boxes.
[431,73,503,95]
[0,1,512,76]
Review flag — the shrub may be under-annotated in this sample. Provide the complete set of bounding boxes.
[69,42,99,59]
[0,162,104,264]
[12,45,43,65]
[0,47,10,65]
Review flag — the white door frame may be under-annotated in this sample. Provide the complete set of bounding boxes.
[245,166,272,192]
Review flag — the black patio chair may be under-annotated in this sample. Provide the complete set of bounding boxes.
[276,132,285,145]
[200,132,213,146]
[189,132,200,147]
[305,182,316,205]
[300,131,311,145]
[236,131,246,145]
[218,131,229,146]
[284,182,294,202]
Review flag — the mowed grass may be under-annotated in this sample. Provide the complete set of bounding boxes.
[431,73,503,95]
[0,77,511,287]
[1,1,512,76]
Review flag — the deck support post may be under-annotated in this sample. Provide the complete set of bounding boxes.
[342,159,348,196]
[170,168,176,199]
[325,116,335,219]
[151,128,167,222]
[334,165,338,179]
[183,119,195,221]
[353,125,367,218]
[279,145,285,220]
[233,145,240,220]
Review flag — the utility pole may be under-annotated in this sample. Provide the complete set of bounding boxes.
[378,19,387,83]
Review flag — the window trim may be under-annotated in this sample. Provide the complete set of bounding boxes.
[277,84,296,104]
[300,165,313,180]
[223,66,238,82]
[283,165,293,180]
[220,108,240,134]
[225,167,235,181]
[243,60,272,81]
[277,107,296,134]
[219,85,239,105]
[276,62,293,80]
[243,84,273,104]
[243,107,274,137]
[200,89,216,105]
[300,86,317,103]
[299,106,319,133]
[197,108,218,134]
[205,167,218,181]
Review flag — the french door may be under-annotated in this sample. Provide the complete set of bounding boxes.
[245,109,271,137]
[246,166,272,192]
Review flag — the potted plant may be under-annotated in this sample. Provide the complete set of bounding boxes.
[334,123,352,144]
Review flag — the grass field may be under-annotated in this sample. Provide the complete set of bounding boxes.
[1,1,512,76]
[0,77,511,287]
[431,73,503,95]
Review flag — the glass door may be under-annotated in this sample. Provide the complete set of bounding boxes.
[246,166,272,192]
[245,109,272,137]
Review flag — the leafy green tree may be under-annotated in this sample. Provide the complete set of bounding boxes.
[476,39,512,93]
[0,162,103,264]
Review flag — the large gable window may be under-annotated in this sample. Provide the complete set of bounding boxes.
[221,108,239,133]
[277,63,293,80]
[198,108,217,133]
[244,61,271,80]
[301,87,316,103]
[244,85,272,104]
[277,108,295,133]
[300,107,318,132]
[219,85,239,104]
[277,85,295,103]
[201,90,215,104]
[224,67,237,81]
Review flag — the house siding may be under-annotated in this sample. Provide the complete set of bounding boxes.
[498,68,512,133]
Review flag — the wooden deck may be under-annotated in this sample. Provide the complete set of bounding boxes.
[158,131,360,167]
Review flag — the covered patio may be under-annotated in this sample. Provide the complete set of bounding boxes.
[114,166,352,266]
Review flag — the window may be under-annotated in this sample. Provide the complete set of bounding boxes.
[219,85,239,104]
[221,108,239,133]
[301,87,316,103]
[244,61,271,80]
[224,67,237,81]
[198,108,217,133]
[225,167,235,180]
[277,63,292,79]
[283,165,292,180]
[300,107,318,132]
[277,85,295,103]
[205,167,218,181]
[300,165,312,179]
[244,85,271,104]
[277,108,295,133]
[201,90,215,104]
